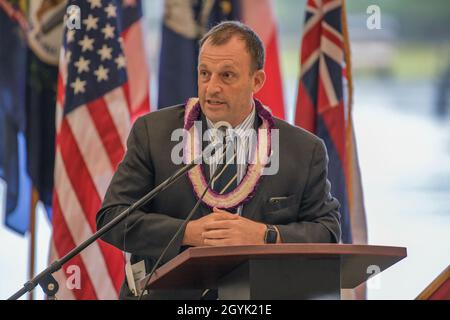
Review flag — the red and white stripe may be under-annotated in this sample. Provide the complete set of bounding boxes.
[122,20,150,120]
[51,20,150,300]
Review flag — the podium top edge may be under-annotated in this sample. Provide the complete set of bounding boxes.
[185,243,407,259]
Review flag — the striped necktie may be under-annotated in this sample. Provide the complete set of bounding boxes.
[212,138,238,195]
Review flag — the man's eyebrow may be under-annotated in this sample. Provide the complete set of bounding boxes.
[198,63,239,71]
[221,64,238,70]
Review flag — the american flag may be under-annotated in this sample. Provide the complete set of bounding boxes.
[51,0,149,299]
[294,0,367,244]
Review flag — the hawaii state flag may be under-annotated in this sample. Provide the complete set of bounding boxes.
[294,0,367,244]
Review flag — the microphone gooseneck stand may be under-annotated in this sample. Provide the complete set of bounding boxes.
[138,148,229,299]
[8,140,222,300]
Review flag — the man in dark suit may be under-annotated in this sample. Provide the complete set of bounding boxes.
[96,21,341,300]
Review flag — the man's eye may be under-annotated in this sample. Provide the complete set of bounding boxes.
[199,70,209,77]
[222,72,233,79]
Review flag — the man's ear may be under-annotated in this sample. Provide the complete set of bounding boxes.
[252,69,266,94]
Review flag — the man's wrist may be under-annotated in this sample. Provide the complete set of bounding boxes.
[182,221,197,246]
[264,224,278,244]
[273,225,282,243]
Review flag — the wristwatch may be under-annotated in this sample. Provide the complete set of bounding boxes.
[264,224,278,244]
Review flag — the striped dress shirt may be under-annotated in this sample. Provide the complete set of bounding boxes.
[205,106,256,215]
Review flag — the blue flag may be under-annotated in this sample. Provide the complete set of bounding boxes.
[0,7,32,235]
[25,50,57,218]
[0,2,58,234]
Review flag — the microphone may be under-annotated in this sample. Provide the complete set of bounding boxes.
[137,125,233,299]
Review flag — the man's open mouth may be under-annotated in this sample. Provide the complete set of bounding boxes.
[206,99,225,105]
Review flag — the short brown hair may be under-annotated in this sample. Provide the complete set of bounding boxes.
[199,21,265,72]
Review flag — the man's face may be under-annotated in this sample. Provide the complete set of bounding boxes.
[198,36,265,127]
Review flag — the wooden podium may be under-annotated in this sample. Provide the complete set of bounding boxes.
[138,244,407,300]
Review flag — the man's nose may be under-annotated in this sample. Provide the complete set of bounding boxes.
[205,74,222,95]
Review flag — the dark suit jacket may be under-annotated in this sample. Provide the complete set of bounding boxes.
[96,104,341,300]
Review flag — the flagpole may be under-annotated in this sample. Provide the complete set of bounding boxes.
[28,189,38,300]
[341,0,367,300]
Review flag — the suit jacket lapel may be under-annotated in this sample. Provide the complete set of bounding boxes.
[241,111,267,222]
[197,111,212,216]
[200,111,211,181]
